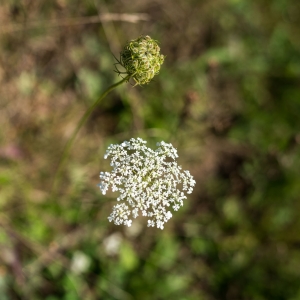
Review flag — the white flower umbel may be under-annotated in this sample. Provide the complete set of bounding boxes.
[99,138,196,230]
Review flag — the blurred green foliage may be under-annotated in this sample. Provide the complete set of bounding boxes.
[1,0,300,299]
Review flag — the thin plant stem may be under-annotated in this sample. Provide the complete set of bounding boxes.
[52,75,130,195]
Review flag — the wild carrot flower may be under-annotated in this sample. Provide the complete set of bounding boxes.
[53,36,164,195]
[99,138,196,230]
[115,36,165,85]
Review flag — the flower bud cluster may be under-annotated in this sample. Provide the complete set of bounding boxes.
[99,138,196,230]
[116,35,165,85]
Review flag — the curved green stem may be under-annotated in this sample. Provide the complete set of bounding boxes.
[52,75,130,194]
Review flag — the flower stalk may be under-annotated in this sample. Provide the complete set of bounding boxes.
[52,75,130,193]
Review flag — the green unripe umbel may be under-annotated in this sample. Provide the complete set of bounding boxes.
[115,35,165,85]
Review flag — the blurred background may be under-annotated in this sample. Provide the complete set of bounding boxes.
[1,0,300,299]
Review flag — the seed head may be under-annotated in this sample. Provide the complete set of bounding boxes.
[99,138,196,230]
[115,36,165,86]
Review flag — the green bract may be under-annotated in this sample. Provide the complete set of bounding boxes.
[115,35,165,86]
